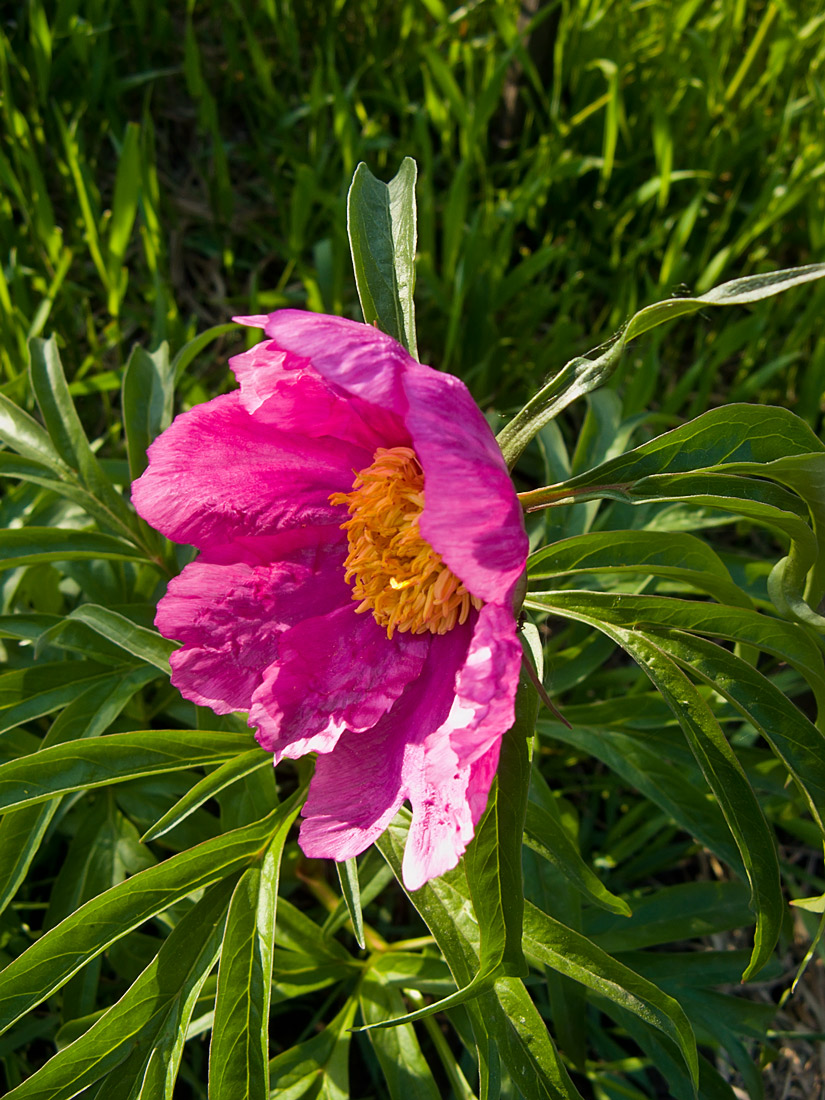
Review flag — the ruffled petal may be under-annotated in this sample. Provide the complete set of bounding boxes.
[401,603,521,887]
[131,392,372,549]
[402,739,501,891]
[437,601,523,766]
[298,603,521,888]
[249,606,430,761]
[298,625,470,863]
[255,310,411,416]
[228,336,406,453]
[156,527,349,714]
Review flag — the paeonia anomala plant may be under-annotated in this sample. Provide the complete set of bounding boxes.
[0,158,824,1100]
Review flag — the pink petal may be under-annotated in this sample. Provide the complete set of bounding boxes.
[228,338,407,453]
[131,392,372,550]
[255,310,527,605]
[258,310,411,413]
[156,527,349,713]
[402,739,502,891]
[403,368,528,606]
[298,625,470,863]
[249,606,430,761]
[437,601,524,766]
[298,601,522,888]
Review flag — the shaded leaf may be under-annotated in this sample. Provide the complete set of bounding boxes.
[347,158,418,357]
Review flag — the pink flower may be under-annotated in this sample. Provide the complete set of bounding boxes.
[132,312,528,889]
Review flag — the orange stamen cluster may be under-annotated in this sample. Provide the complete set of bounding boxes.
[330,446,482,638]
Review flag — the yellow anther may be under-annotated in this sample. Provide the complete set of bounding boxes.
[330,446,482,638]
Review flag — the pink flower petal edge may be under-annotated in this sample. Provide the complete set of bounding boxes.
[133,310,528,889]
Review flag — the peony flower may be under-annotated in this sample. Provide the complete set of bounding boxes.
[132,311,528,889]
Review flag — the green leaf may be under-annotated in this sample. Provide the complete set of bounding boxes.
[335,858,365,950]
[358,971,441,1100]
[523,902,699,1090]
[528,529,750,607]
[347,158,418,357]
[0,791,305,1035]
[0,666,158,917]
[520,405,825,623]
[583,881,754,953]
[498,263,825,465]
[209,798,303,1100]
[28,336,108,490]
[122,342,175,481]
[361,673,536,1032]
[267,997,357,1100]
[651,630,825,834]
[529,590,825,714]
[0,392,68,472]
[141,750,271,843]
[0,528,151,571]
[0,729,256,813]
[377,812,583,1100]
[524,799,630,916]
[27,336,139,539]
[0,660,122,736]
[487,977,584,1100]
[3,878,234,1100]
[106,122,141,292]
[537,716,743,873]
[171,322,239,384]
[527,595,783,980]
[466,668,535,980]
[45,797,154,930]
[55,604,176,671]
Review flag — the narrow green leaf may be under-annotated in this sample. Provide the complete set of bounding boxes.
[267,997,357,1100]
[3,878,234,1100]
[528,529,750,607]
[141,750,271,843]
[0,667,158,916]
[465,669,535,980]
[122,342,175,481]
[0,660,120,735]
[527,596,783,980]
[27,336,137,537]
[362,704,536,1031]
[0,791,304,1034]
[376,813,583,1100]
[359,972,441,1100]
[172,322,239,383]
[335,858,365,950]
[0,392,68,472]
[0,528,150,572]
[537,717,743,873]
[524,799,630,916]
[528,590,825,714]
[347,158,418,357]
[106,122,142,285]
[652,631,825,834]
[59,604,176,671]
[0,729,257,813]
[487,978,584,1100]
[583,880,754,954]
[523,902,699,1090]
[209,799,303,1100]
[28,335,108,487]
[498,263,825,465]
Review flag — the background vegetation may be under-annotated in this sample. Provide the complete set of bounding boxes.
[1,1,825,1098]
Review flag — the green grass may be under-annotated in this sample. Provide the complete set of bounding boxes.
[2,0,824,421]
[2,2,825,1098]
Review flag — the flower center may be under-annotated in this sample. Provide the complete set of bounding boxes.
[330,446,482,639]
